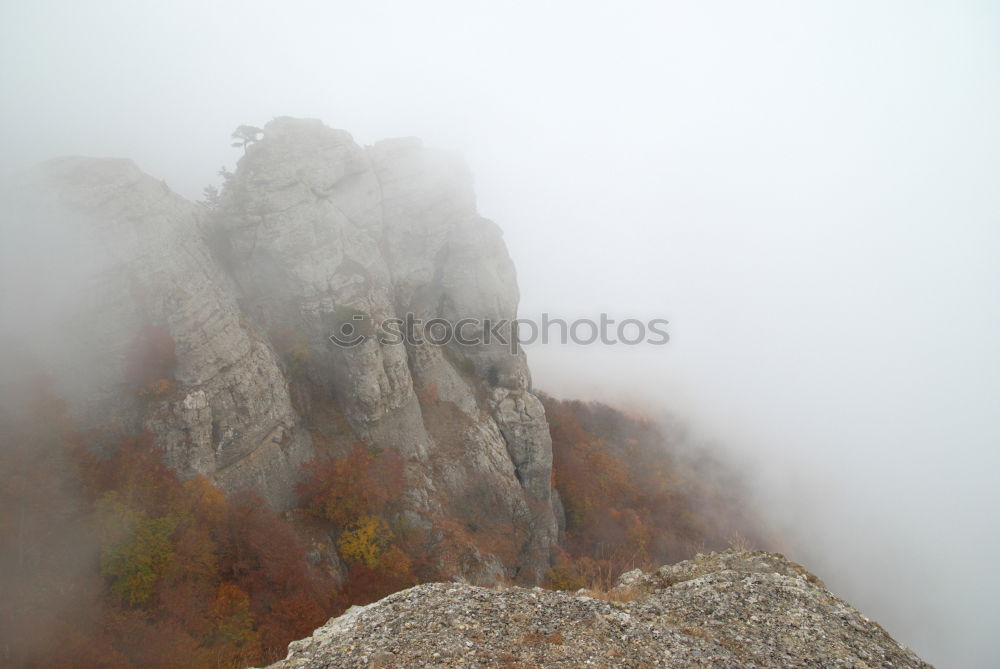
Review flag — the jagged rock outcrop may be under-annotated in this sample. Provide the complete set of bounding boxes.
[3,118,558,582]
[261,550,932,668]
[4,156,308,498]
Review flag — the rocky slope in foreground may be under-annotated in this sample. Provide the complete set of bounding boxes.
[261,550,930,669]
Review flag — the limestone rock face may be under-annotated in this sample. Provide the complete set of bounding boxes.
[262,550,933,669]
[6,157,307,503]
[6,118,558,581]
[213,118,556,580]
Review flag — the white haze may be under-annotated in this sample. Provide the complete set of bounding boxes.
[1,1,998,666]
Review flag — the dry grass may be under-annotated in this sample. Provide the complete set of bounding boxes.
[518,631,566,646]
[580,585,641,603]
[496,655,541,669]
[727,532,755,552]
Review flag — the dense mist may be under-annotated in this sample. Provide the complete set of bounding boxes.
[2,1,998,666]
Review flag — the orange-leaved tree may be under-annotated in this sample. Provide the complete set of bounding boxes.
[296,442,404,525]
[297,442,417,604]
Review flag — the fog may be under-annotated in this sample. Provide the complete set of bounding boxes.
[2,1,998,666]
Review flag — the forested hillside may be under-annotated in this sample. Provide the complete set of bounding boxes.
[0,382,770,668]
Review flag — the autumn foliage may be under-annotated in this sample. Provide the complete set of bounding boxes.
[296,442,404,526]
[0,373,769,667]
[542,394,769,591]
[0,389,335,669]
[296,443,419,605]
[86,441,336,668]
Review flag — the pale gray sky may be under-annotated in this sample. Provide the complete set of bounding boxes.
[2,1,998,665]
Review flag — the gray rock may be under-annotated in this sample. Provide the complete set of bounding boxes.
[6,118,558,580]
[264,550,933,668]
[212,118,557,580]
[7,156,307,507]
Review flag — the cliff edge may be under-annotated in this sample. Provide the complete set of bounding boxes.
[262,550,931,668]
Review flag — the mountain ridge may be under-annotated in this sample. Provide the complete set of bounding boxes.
[6,117,558,583]
[0,119,930,669]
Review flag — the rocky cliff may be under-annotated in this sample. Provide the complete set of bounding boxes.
[261,550,932,668]
[3,118,556,582]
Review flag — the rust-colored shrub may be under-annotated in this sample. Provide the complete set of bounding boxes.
[296,443,404,526]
